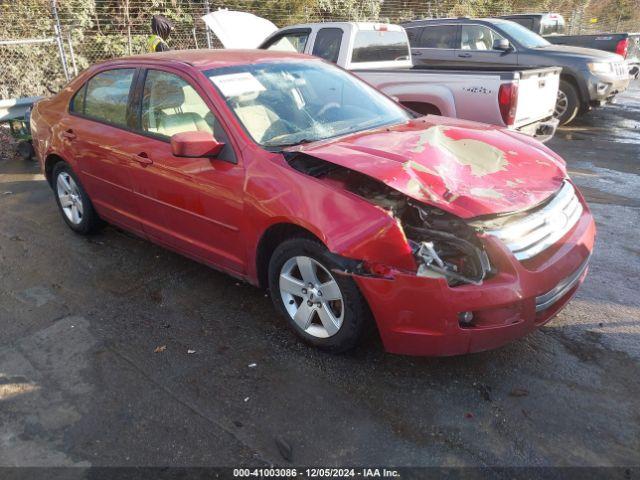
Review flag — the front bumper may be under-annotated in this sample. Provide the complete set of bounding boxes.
[354,205,596,357]
[515,117,559,143]
[586,71,631,104]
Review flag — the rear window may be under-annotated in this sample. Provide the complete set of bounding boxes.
[70,84,86,113]
[351,30,410,62]
[83,69,135,126]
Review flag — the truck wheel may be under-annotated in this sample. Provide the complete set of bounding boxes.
[52,162,103,235]
[268,237,371,353]
[554,80,580,125]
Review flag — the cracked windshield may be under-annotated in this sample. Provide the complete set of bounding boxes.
[207,61,410,147]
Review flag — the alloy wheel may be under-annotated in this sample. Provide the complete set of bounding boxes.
[56,172,84,225]
[279,255,344,338]
[554,89,568,119]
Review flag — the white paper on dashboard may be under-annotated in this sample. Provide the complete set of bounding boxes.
[209,72,266,98]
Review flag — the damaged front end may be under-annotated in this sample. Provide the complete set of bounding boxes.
[285,152,493,286]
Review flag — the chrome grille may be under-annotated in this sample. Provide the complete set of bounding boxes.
[614,62,627,78]
[485,182,583,261]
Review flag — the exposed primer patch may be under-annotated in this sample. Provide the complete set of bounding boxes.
[470,187,503,199]
[404,160,438,176]
[413,125,508,177]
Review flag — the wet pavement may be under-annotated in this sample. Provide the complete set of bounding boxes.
[0,82,639,468]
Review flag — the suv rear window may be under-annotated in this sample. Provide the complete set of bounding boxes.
[351,30,410,62]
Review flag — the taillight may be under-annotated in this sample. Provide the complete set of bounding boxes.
[498,82,518,126]
[615,38,629,58]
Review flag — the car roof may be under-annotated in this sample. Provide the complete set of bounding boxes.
[102,49,314,70]
[403,17,510,26]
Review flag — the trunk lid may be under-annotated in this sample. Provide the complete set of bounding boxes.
[291,116,567,218]
[202,10,277,49]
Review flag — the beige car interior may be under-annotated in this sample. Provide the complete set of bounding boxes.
[143,73,217,138]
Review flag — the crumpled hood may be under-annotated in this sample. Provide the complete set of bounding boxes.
[294,116,567,218]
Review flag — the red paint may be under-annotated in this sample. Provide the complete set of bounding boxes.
[31,50,595,356]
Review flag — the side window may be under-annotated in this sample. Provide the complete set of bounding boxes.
[312,28,343,63]
[264,32,309,53]
[418,25,458,49]
[405,27,424,46]
[84,69,135,126]
[70,84,87,113]
[461,25,504,51]
[140,70,236,162]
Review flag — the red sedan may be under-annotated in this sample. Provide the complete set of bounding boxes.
[30,50,596,355]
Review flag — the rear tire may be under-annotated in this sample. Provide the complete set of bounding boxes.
[268,237,371,353]
[52,162,102,235]
[554,80,580,126]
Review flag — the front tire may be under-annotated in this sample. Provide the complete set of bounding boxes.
[52,162,102,235]
[268,238,371,353]
[554,80,580,126]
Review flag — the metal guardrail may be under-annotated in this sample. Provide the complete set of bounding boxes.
[0,97,41,122]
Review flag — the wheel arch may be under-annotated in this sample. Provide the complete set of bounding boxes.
[560,72,586,105]
[255,222,324,289]
[44,153,69,186]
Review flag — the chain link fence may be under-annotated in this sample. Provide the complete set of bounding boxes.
[1,0,639,99]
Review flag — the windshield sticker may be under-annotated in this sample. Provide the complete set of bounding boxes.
[210,72,266,98]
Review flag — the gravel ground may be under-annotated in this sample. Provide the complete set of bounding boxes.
[0,82,638,469]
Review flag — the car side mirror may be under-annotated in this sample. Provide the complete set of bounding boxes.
[171,131,224,158]
[493,38,512,51]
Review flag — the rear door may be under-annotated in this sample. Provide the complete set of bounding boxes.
[125,67,246,274]
[64,67,144,234]
[456,24,517,67]
[407,24,459,66]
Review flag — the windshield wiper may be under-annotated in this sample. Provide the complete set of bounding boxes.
[267,138,318,148]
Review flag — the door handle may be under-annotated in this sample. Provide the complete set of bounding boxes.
[62,129,76,140]
[457,53,472,58]
[134,152,153,165]
[412,51,422,56]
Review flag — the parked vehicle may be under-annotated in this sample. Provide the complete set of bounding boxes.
[402,17,631,125]
[31,50,595,356]
[497,13,640,78]
[203,11,560,141]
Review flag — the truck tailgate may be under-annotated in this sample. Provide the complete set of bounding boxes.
[514,67,561,127]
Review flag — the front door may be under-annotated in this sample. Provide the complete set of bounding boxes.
[455,24,517,67]
[126,67,246,275]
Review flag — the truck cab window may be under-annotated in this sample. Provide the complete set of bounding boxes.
[264,32,309,53]
[312,28,343,63]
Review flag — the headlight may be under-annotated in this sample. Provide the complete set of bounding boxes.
[588,62,613,75]
[402,203,492,286]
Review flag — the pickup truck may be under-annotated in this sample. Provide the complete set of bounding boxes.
[202,11,560,141]
[497,13,640,79]
[402,17,631,125]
